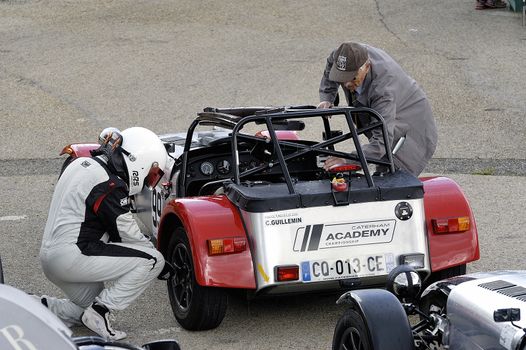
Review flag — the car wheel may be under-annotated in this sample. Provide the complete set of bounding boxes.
[332,308,373,350]
[166,227,227,330]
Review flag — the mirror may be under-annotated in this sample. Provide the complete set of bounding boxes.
[494,308,521,322]
[142,340,181,350]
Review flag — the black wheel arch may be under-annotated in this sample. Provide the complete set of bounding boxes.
[519,335,526,350]
[424,264,467,288]
[337,289,414,350]
[157,213,184,258]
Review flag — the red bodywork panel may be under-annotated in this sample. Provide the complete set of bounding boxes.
[421,176,480,272]
[60,143,99,157]
[158,196,256,289]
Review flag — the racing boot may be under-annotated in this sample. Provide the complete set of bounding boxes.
[30,294,49,308]
[81,302,127,341]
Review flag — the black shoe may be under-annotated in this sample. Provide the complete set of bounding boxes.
[30,294,48,307]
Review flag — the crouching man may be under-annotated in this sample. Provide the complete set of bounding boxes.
[36,127,167,340]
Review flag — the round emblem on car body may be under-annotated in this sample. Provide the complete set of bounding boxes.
[395,202,413,220]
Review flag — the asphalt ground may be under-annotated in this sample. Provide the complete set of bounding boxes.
[0,0,525,349]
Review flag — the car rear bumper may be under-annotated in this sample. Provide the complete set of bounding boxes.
[253,272,430,296]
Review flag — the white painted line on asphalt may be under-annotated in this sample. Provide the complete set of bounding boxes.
[151,327,182,335]
[0,215,28,221]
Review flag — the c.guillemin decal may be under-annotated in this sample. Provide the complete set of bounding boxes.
[293,220,396,251]
[264,212,302,226]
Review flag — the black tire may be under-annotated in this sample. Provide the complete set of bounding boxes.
[332,308,373,350]
[425,264,466,288]
[166,227,227,330]
[0,256,4,284]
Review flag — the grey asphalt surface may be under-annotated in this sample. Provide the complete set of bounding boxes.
[0,0,525,349]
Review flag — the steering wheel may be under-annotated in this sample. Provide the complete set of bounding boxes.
[207,135,259,149]
[198,180,227,196]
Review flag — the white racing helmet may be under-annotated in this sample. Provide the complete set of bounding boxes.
[119,127,168,196]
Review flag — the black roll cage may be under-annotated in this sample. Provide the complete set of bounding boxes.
[180,106,394,196]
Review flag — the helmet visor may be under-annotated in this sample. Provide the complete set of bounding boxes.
[145,164,165,190]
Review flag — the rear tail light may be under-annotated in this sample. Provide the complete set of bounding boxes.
[432,217,470,234]
[207,237,247,256]
[275,265,299,282]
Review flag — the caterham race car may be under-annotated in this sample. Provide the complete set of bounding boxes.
[332,266,526,350]
[61,105,480,331]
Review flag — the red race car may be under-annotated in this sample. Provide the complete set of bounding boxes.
[61,105,479,330]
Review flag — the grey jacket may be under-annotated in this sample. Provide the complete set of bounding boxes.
[319,44,437,176]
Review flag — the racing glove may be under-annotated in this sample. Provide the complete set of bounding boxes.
[157,261,175,280]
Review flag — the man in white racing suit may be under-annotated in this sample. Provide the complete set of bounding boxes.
[36,127,167,341]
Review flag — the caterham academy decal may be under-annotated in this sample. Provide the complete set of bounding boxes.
[293,219,396,251]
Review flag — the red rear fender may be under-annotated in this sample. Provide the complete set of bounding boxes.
[421,176,480,272]
[157,196,255,289]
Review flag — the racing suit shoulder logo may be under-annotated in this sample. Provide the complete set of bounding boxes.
[81,160,91,168]
[132,170,140,187]
[120,197,129,206]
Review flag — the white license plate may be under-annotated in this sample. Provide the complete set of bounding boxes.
[301,253,395,282]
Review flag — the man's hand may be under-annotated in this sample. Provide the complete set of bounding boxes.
[323,156,347,171]
[317,101,333,109]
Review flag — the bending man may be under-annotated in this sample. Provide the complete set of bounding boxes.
[319,42,437,176]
